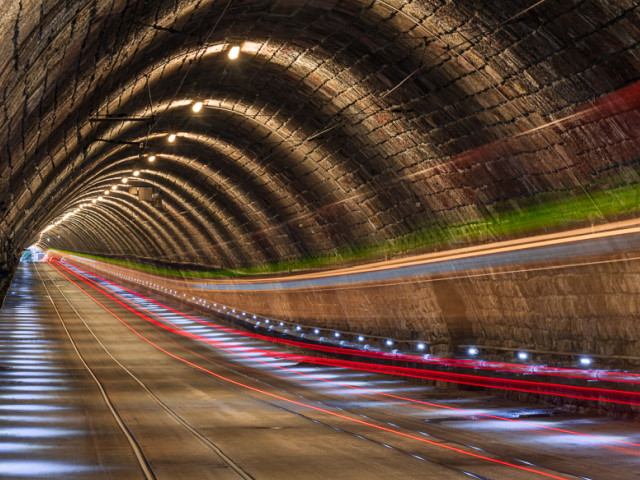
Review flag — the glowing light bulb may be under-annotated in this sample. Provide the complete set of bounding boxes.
[228,46,240,59]
[192,101,203,112]
[148,155,156,162]
[121,177,128,184]
[168,134,176,142]
[133,170,140,177]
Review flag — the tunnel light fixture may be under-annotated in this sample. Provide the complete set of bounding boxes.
[334,332,340,338]
[357,335,365,342]
[579,357,592,367]
[121,177,128,183]
[133,170,140,177]
[92,199,97,204]
[468,347,479,356]
[295,326,302,331]
[98,196,103,201]
[385,339,393,347]
[279,321,284,327]
[228,46,240,59]
[192,101,203,113]
[417,343,426,351]
[111,185,117,190]
[517,351,528,361]
[148,155,156,162]
[313,329,320,335]
[104,190,109,195]
[168,133,176,142]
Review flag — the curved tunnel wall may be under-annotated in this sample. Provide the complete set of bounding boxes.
[1,1,640,358]
[56,238,640,371]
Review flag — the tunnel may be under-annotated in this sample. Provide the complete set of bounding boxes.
[1,1,640,478]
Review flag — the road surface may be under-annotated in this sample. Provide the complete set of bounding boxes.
[1,262,639,479]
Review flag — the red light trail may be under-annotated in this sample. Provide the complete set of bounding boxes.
[49,257,640,452]
[54,253,640,386]
[50,257,640,404]
[47,257,576,479]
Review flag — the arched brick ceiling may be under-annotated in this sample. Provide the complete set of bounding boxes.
[1,0,639,269]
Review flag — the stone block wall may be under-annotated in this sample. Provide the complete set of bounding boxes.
[61,246,640,370]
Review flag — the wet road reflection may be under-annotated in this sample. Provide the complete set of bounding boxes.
[0,264,145,479]
[3,262,640,479]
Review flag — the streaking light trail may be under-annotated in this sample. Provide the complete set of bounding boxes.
[47,258,573,479]
[49,257,640,452]
[52,257,640,399]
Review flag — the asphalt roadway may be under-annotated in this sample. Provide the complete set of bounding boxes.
[1,262,639,479]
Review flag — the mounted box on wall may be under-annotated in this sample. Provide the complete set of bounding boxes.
[137,187,153,202]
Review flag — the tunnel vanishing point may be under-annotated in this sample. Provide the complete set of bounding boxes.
[2,0,640,409]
